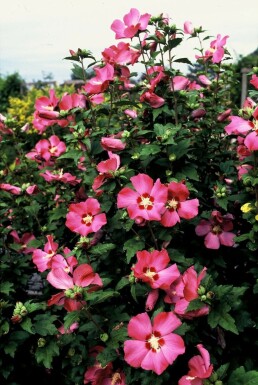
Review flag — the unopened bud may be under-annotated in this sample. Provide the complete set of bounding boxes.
[100,333,109,342]
[38,338,46,347]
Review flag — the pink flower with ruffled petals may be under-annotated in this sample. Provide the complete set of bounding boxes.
[161,182,199,227]
[195,210,235,249]
[196,34,229,63]
[178,344,213,385]
[170,76,190,91]
[93,151,120,191]
[224,116,253,136]
[0,183,21,195]
[9,231,36,254]
[165,266,210,319]
[59,93,86,110]
[40,169,81,185]
[140,91,165,108]
[132,249,180,290]
[250,74,258,89]
[47,263,102,312]
[32,235,63,272]
[65,198,107,237]
[124,312,185,375]
[111,8,151,39]
[102,42,140,66]
[244,131,258,151]
[100,137,126,152]
[117,173,167,222]
[83,63,114,94]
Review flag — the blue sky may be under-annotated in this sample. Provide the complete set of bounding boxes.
[0,0,257,83]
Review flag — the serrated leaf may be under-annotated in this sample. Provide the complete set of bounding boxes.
[186,298,204,312]
[228,366,258,385]
[33,314,57,336]
[20,317,35,334]
[219,312,238,334]
[97,347,118,367]
[89,243,116,256]
[123,238,145,263]
[24,300,47,313]
[35,340,59,369]
[63,311,80,330]
[140,144,161,157]
[216,363,230,380]
[0,282,14,295]
[115,277,130,291]
[87,289,119,305]
[24,201,40,217]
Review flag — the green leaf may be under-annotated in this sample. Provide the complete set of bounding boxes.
[186,298,205,312]
[20,317,34,334]
[35,340,59,369]
[115,277,130,291]
[87,289,119,305]
[228,366,258,385]
[33,314,57,336]
[215,197,228,211]
[97,347,118,367]
[218,312,238,334]
[0,282,14,295]
[89,243,116,256]
[216,363,230,380]
[58,149,83,163]
[24,300,47,313]
[174,57,192,65]
[140,144,161,157]
[123,238,145,263]
[24,201,40,217]
[63,311,80,330]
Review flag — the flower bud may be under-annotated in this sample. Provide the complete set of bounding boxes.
[38,338,46,347]
[100,333,109,342]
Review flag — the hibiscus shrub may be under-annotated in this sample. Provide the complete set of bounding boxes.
[1,8,258,385]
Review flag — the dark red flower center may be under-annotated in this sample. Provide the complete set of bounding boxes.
[82,212,93,226]
[143,266,159,281]
[137,193,154,210]
[145,331,165,352]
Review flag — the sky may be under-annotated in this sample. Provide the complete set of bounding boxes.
[0,0,257,84]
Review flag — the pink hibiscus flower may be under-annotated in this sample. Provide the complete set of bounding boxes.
[250,74,258,89]
[65,198,107,236]
[84,346,126,385]
[111,8,151,39]
[100,137,126,152]
[132,249,180,290]
[32,235,62,272]
[124,312,185,375]
[244,130,258,151]
[161,181,199,227]
[0,183,21,195]
[40,169,81,185]
[83,63,114,94]
[165,266,210,319]
[93,151,121,192]
[139,91,165,108]
[117,173,167,222]
[47,263,102,312]
[195,210,235,249]
[102,42,140,66]
[224,116,253,136]
[9,230,36,254]
[178,344,213,385]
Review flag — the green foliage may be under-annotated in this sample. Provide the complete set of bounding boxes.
[0,9,258,385]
